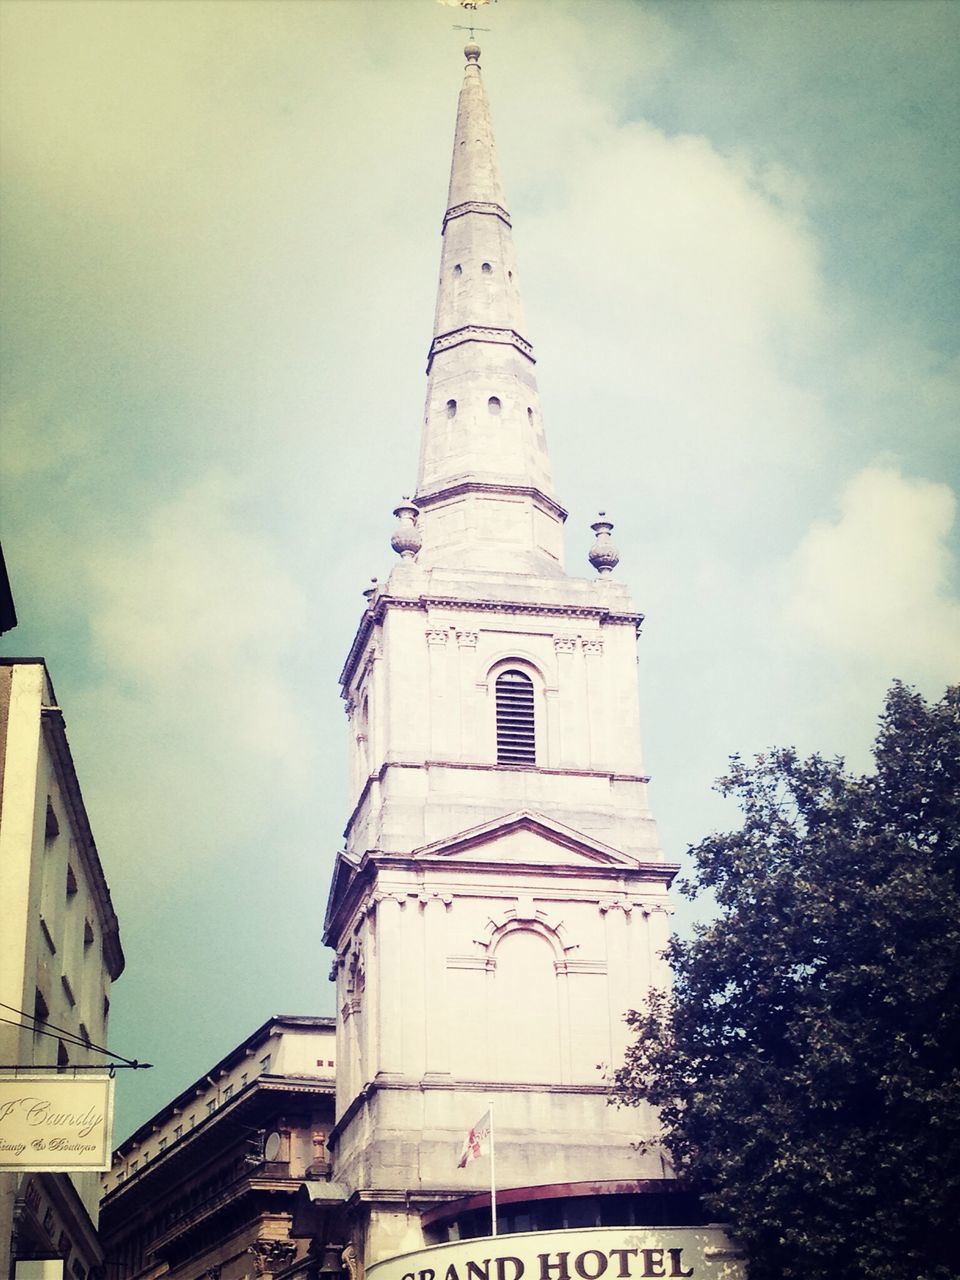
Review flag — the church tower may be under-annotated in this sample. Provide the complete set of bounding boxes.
[323,43,680,1267]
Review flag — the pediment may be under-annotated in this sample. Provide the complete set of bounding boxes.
[322,848,362,939]
[411,809,638,869]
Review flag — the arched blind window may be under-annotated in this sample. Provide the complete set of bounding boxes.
[496,670,536,765]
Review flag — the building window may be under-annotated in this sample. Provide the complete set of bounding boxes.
[446,398,457,419]
[159,1137,167,1152]
[34,988,50,1026]
[45,799,60,840]
[174,1125,182,1140]
[66,864,78,896]
[495,669,536,765]
[222,1084,233,1101]
[488,396,501,415]
[206,1099,216,1115]
[260,1054,271,1073]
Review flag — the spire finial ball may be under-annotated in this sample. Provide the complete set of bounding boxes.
[464,42,481,64]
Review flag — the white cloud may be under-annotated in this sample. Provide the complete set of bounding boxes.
[781,465,960,685]
[58,469,322,895]
[0,399,102,478]
[86,469,314,767]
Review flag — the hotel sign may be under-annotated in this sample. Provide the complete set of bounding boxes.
[368,1227,746,1280]
[0,1074,115,1171]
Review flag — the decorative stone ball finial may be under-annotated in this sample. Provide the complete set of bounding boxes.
[464,42,481,64]
[391,497,422,561]
[588,512,620,576]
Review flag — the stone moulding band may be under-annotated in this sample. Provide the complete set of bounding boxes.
[443,199,512,230]
[426,324,535,372]
[443,200,512,229]
[414,479,567,522]
[339,598,645,690]
[339,758,654,847]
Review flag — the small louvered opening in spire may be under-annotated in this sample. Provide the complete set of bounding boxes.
[496,669,536,765]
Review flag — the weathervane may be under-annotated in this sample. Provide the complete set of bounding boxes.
[453,22,491,40]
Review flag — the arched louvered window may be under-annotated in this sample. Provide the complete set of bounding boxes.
[496,669,536,765]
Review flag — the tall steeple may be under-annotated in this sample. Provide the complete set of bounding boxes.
[325,45,677,1264]
[415,43,566,575]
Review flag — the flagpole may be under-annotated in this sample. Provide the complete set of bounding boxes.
[489,1101,497,1237]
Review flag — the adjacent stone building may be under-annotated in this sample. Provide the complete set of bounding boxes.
[99,1016,337,1280]
[0,658,124,1276]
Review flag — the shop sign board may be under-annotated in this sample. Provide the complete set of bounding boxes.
[367,1226,746,1280]
[0,1074,115,1171]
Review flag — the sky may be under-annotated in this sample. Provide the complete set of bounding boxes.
[1,0,957,1139]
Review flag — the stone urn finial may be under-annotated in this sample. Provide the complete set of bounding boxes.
[588,512,620,576]
[391,497,422,561]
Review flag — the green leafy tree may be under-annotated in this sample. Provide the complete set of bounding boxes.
[613,683,960,1280]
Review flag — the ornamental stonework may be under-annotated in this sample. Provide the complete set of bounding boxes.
[249,1241,297,1276]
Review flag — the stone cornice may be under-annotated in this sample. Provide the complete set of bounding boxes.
[327,1076,618,1151]
[414,479,567,522]
[340,594,643,693]
[443,199,512,230]
[41,705,124,979]
[341,758,652,844]
[324,819,677,948]
[427,324,535,372]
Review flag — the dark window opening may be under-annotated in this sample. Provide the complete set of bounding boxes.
[496,670,536,765]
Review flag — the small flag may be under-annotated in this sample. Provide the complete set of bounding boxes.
[457,1108,492,1168]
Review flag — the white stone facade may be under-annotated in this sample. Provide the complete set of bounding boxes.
[0,659,124,1274]
[323,44,683,1272]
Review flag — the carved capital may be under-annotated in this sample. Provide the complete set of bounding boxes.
[426,628,449,646]
[249,1241,297,1276]
[582,637,604,655]
[418,890,453,909]
[599,897,632,916]
[553,634,577,654]
[456,629,478,647]
[343,1244,364,1280]
[373,891,407,909]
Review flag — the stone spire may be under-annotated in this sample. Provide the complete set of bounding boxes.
[414,43,566,575]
